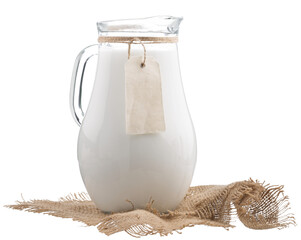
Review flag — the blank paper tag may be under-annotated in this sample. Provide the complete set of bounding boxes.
[125,56,166,135]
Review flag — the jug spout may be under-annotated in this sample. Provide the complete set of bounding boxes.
[97,16,183,37]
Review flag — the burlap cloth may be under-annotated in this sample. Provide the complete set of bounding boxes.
[5,179,295,237]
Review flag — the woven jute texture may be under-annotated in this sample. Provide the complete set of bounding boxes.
[6,179,295,237]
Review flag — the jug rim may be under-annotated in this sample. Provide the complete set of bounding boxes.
[97,16,183,37]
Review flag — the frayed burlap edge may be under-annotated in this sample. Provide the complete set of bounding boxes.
[5,179,296,237]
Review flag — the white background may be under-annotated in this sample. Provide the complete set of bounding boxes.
[0,0,300,239]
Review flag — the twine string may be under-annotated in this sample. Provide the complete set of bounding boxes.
[127,38,146,68]
[97,36,178,68]
[98,36,178,44]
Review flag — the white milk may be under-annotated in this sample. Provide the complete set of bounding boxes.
[77,43,197,212]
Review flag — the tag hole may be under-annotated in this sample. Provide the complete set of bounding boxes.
[140,63,145,68]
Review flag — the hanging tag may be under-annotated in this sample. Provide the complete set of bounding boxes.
[125,55,166,135]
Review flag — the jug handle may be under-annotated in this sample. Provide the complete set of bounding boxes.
[70,44,98,126]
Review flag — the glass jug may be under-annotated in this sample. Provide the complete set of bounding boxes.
[70,16,197,212]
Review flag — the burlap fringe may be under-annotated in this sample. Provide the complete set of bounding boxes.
[5,179,296,237]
